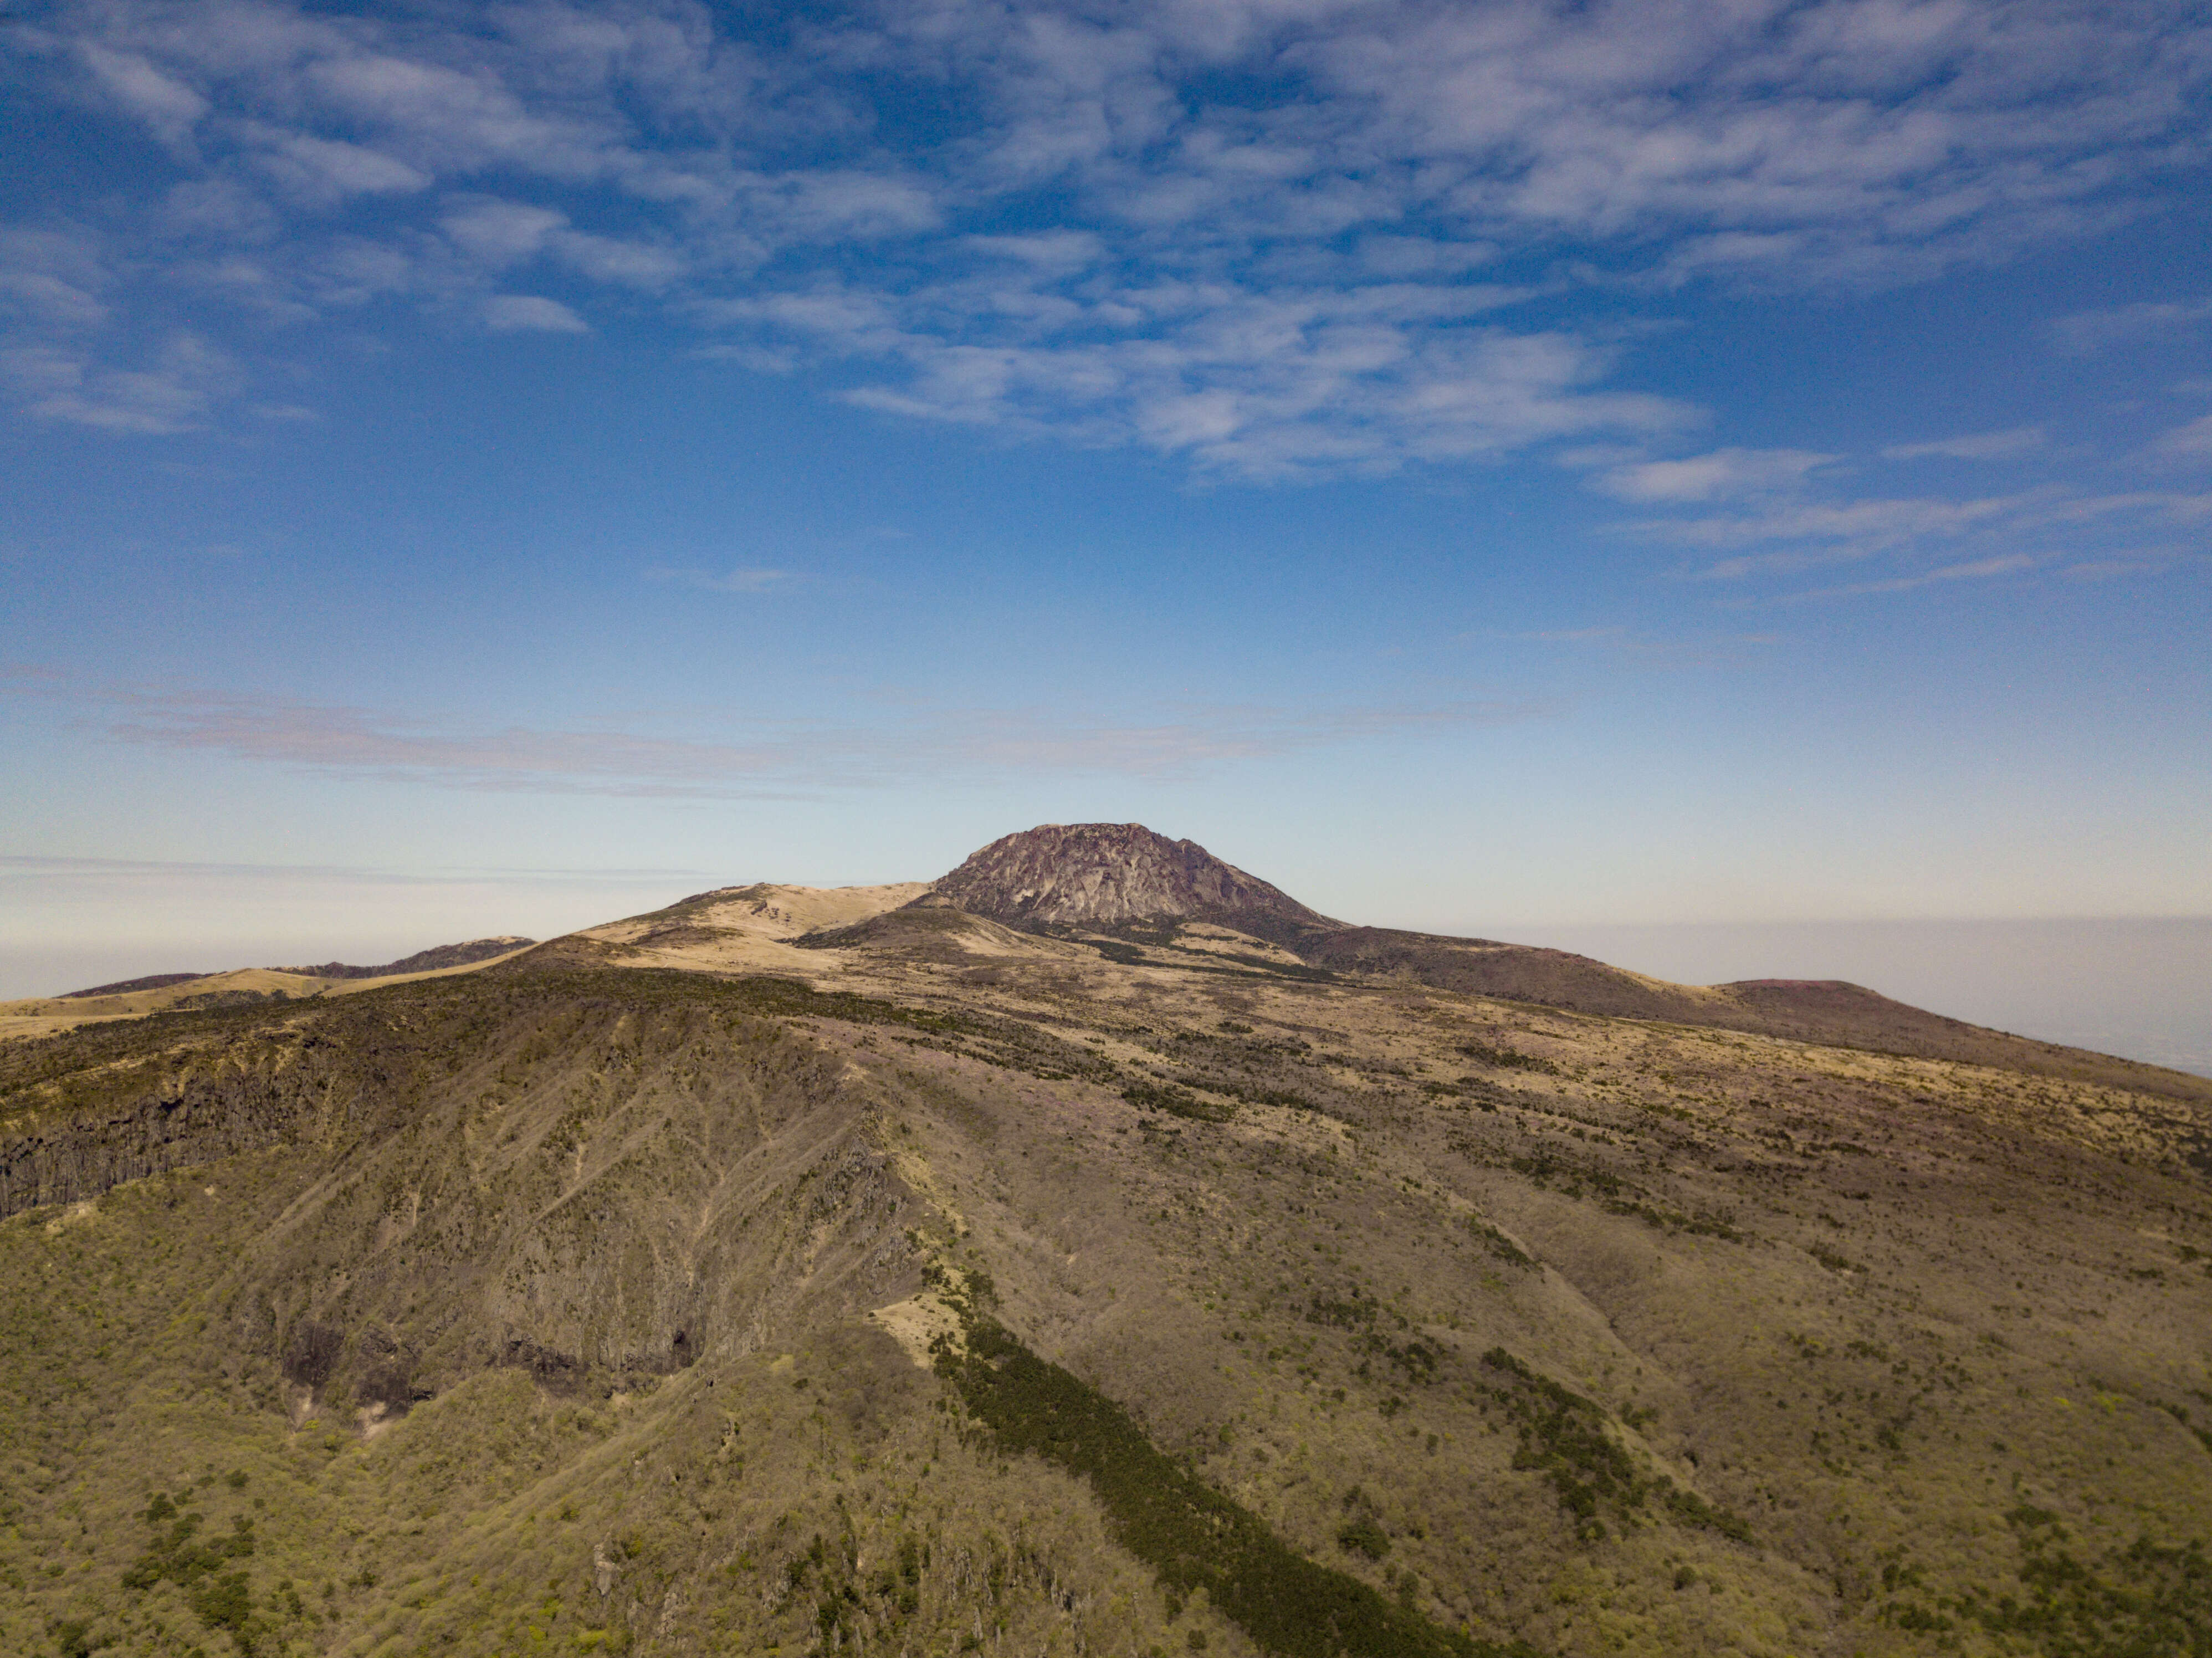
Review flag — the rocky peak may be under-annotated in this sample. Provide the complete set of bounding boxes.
[921,822,1337,931]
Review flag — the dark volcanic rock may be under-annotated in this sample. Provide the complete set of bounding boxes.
[922,822,1338,932]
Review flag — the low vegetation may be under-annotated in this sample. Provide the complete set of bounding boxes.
[939,1314,1532,1658]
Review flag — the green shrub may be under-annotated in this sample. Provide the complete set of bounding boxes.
[190,1570,255,1648]
[939,1317,1533,1658]
[1455,1043,1559,1076]
[1123,1081,1232,1123]
[121,1509,255,1592]
[48,1619,106,1658]
[1478,1349,1752,1546]
[1337,1518,1390,1560]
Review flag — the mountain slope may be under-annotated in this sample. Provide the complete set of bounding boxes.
[0,942,544,1045]
[1282,925,2210,1102]
[58,939,538,1000]
[58,971,210,999]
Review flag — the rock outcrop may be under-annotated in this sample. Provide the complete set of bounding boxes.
[920,822,1337,932]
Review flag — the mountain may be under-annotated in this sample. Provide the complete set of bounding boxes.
[1283,927,2201,1101]
[2,827,2209,1658]
[919,824,2195,1101]
[923,821,1337,931]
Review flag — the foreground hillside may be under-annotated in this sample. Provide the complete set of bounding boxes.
[3,838,2210,1658]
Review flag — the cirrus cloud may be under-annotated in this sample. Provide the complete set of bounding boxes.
[483,293,588,332]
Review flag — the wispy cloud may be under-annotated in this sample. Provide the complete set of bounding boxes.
[1484,625,1777,668]
[2051,299,2212,356]
[1882,427,2047,460]
[0,228,110,328]
[3,331,238,433]
[1602,473,2212,598]
[1770,554,2039,604]
[1649,493,2042,573]
[1513,627,1626,644]
[1572,424,2189,598]
[6,0,2208,475]
[1594,448,1835,504]
[2154,413,2212,459]
[483,294,588,333]
[0,853,700,886]
[645,565,795,594]
[4,668,1550,796]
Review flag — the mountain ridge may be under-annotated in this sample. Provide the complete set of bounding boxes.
[59,936,537,999]
[269,935,537,980]
[11,829,2205,1104]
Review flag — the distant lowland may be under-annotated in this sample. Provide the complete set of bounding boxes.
[3,825,2207,1658]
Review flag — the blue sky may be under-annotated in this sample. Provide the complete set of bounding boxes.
[3,0,2209,1014]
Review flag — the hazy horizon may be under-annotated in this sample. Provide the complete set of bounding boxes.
[6,844,2205,1077]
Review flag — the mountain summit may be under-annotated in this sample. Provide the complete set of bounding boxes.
[922,821,1336,931]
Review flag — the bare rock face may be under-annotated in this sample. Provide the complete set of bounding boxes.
[922,822,1337,931]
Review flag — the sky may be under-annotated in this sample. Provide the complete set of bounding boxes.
[2,0,2208,1062]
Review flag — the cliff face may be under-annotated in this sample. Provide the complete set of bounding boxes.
[0,1024,338,1219]
[923,822,1337,931]
[0,975,914,1402]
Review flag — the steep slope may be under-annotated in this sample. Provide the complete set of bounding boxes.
[925,822,1337,931]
